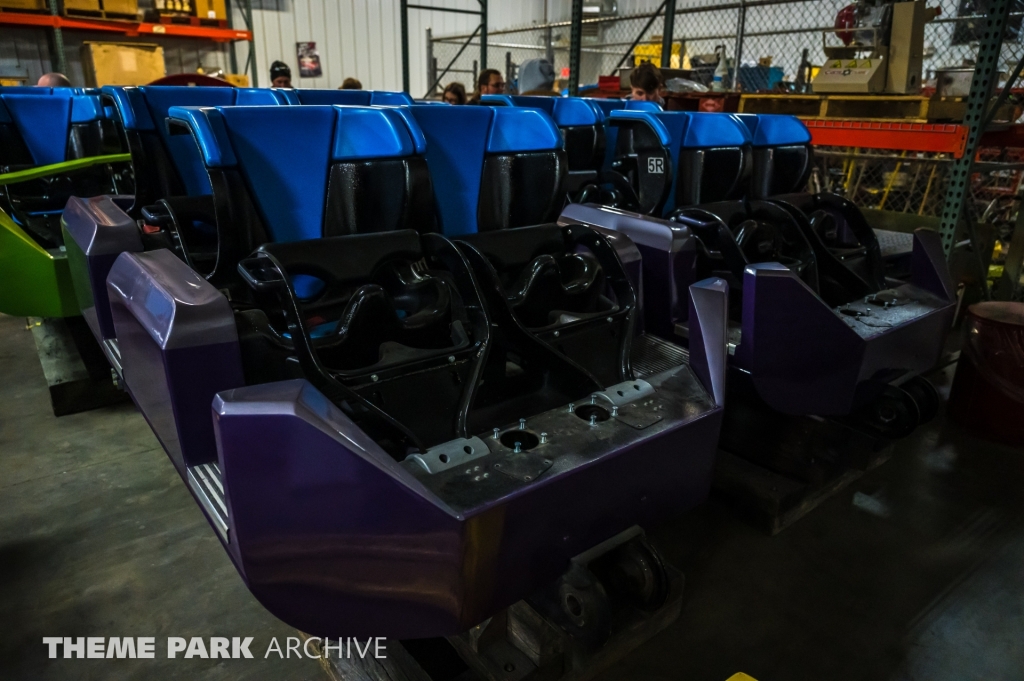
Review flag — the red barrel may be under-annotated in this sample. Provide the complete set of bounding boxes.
[948,301,1024,446]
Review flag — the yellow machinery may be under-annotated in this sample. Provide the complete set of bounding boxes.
[813,1,939,94]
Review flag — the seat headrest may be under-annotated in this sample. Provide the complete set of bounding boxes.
[735,113,810,147]
[0,86,54,95]
[609,110,750,149]
[482,95,599,128]
[276,89,415,107]
[289,89,372,105]
[369,91,415,106]
[551,98,599,127]
[479,94,515,107]
[105,85,239,131]
[236,88,289,105]
[608,110,673,146]
[0,91,74,165]
[487,107,561,153]
[587,98,663,118]
[682,112,750,148]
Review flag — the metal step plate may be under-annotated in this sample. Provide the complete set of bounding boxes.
[187,462,229,543]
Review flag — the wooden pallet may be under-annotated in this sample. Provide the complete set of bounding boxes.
[64,8,138,20]
[713,443,893,536]
[738,93,974,122]
[28,316,130,417]
[158,13,227,28]
[0,6,51,14]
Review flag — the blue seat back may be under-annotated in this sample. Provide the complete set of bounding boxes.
[168,104,424,245]
[0,90,74,165]
[408,105,563,235]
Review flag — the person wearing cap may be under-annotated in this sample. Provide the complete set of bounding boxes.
[270,61,292,88]
[518,58,557,96]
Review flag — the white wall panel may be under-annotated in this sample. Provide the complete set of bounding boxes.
[231,0,551,96]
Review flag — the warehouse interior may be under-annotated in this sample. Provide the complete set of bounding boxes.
[1,1,1022,680]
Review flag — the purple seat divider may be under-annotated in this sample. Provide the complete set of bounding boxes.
[106,249,245,472]
[62,195,142,342]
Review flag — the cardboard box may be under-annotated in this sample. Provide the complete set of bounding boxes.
[0,0,48,10]
[81,42,165,87]
[102,0,138,16]
[193,0,226,20]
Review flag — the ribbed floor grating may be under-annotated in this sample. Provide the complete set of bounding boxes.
[631,334,690,378]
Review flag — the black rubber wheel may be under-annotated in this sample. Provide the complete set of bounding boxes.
[601,537,670,612]
[901,376,940,424]
[860,384,920,439]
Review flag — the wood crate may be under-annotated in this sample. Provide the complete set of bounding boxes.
[738,93,976,122]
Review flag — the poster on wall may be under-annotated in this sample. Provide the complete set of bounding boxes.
[296,42,322,78]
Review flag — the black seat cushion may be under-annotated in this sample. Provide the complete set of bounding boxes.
[459,225,618,331]
[324,157,437,236]
[252,231,469,374]
[477,150,567,232]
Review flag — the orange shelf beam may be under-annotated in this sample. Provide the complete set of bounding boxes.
[0,11,251,42]
[802,119,968,158]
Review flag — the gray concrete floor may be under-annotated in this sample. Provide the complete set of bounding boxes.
[1,310,1022,681]
[0,314,320,681]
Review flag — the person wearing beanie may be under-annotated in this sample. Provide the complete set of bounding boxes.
[270,61,292,88]
[518,58,557,96]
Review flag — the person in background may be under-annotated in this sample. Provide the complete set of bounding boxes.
[468,68,504,103]
[629,62,665,105]
[517,58,556,96]
[341,77,362,90]
[270,61,292,88]
[37,72,72,87]
[442,82,466,105]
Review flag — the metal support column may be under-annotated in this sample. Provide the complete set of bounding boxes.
[407,2,487,98]
[568,0,583,96]
[733,1,747,89]
[939,2,1011,270]
[46,0,67,76]
[661,0,677,69]
[232,0,256,86]
[400,0,410,93]
[425,28,435,98]
[479,0,488,70]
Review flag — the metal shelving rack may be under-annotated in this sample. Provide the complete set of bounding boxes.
[0,0,256,86]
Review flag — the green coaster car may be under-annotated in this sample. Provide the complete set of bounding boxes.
[0,87,132,318]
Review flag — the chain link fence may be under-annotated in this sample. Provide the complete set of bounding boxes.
[428,1,1024,98]
[429,1,1024,297]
